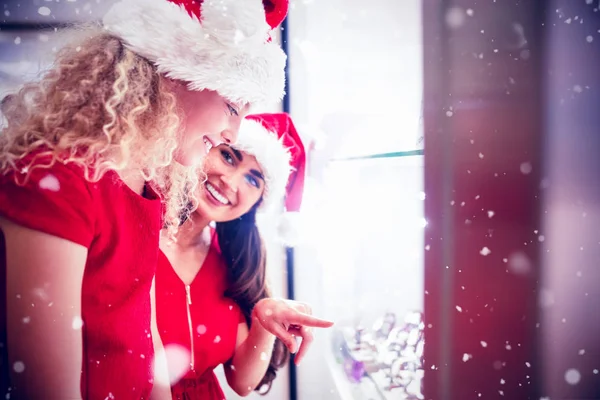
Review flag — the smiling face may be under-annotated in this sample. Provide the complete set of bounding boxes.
[195,143,265,222]
[171,83,251,166]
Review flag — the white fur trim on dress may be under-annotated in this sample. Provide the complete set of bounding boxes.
[234,118,292,214]
[103,0,286,107]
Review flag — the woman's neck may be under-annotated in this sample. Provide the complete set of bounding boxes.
[172,212,212,250]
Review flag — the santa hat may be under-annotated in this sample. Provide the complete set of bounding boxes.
[234,113,305,215]
[102,0,288,108]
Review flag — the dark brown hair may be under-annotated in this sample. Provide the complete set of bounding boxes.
[216,206,289,394]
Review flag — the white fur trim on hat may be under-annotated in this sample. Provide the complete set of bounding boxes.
[233,118,292,214]
[103,0,287,107]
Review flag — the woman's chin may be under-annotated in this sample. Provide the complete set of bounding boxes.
[174,145,207,167]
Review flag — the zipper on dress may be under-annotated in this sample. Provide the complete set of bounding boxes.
[185,284,195,371]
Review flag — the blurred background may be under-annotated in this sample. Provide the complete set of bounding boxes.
[1,0,599,399]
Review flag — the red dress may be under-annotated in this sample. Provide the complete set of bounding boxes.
[155,232,245,400]
[0,153,162,399]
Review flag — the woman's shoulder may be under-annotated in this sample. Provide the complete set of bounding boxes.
[0,150,98,246]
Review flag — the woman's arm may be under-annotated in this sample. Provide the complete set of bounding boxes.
[149,277,173,400]
[224,314,276,396]
[224,298,334,396]
[1,217,85,400]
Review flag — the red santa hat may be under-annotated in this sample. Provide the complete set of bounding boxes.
[234,113,305,216]
[102,0,288,108]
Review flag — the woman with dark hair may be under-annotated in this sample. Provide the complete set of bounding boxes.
[155,113,332,399]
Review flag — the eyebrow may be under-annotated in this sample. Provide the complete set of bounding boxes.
[250,169,265,182]
[229,146,264,182]
[231,147,243,162]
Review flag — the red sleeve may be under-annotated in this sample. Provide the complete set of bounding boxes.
[0,160,96,248]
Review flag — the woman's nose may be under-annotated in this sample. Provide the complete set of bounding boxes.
[223,115,244,144]
[221,130,233,144]
[221,175,238,193]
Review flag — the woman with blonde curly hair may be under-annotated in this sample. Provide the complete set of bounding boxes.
[0,0,289,399]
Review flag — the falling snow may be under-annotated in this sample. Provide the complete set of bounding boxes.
[22,317,30,324]
[13,362,25,373]
[197,325,207,335]
[233,29,245,45]
[578,349,585,355]
[488,210,495,218]
[39,174,60,192]
[456,305,463,312]
[480,341,488,348]
[38,7,51,16]
[260,352,268,361]
[446,7,466,29]
[586,35,594,43]
[214,335,221,344]
[565,368,581,385]
[520,162,533,175]
[508,252,532,275]
[265,309,273,316]
[72,316,83,330]
[480,247,491,256]
[462,353,472,362]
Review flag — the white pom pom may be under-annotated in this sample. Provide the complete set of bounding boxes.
[276,212,301,247]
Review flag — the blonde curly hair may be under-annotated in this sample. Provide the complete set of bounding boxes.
[0,26,199,236]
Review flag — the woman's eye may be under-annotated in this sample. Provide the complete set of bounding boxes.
[226,103,239,116]
[221,149,234,165]
[245,175,259,188]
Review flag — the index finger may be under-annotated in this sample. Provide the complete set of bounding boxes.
[288,312,334,328]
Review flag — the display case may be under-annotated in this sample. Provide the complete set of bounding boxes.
[329,311,424,400]
[293,152,425,400]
